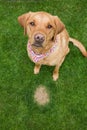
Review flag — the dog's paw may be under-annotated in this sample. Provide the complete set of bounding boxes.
[34,65,41,74]
[34,68,39,74]
[53,73,59,81]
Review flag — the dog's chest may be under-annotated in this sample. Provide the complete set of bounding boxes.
[27,35,69,66]
[27,42,63,66]
[41,47,63,66]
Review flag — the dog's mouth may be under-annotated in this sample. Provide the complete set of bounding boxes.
[31,36,54,48]
[32,41,43,48]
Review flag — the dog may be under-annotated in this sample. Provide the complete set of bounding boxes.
[18,11,87,81]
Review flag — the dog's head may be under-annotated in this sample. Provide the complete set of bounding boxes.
[18,11,65,49]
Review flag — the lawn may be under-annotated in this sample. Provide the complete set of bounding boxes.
[0,0,87,130]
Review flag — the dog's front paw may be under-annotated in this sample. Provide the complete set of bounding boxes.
[34,64,41,74]
[34,67,39,74]
[53,73,59,81]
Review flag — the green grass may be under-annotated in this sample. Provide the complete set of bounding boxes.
[0,0,87,130]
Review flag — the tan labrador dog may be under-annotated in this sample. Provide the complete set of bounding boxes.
[18,11,87,81]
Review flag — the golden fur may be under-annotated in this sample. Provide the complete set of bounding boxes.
[18,11,87,81]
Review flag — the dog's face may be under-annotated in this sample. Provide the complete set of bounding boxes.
[18,12,65,49]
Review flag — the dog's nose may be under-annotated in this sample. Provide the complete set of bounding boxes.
[34,34,45,43]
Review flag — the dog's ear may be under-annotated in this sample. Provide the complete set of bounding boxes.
[18,12,32,35]
[54,16,65,36]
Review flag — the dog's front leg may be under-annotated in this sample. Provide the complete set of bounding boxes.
[34,64,41,74]
[53,65,59,81]
[53,56,66,81]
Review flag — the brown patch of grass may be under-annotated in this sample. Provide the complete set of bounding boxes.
[34,85,50,105]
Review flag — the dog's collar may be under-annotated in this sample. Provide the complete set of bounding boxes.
[27,39,58,63]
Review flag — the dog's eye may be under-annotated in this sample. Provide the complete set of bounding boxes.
[29,22,35,26]
[47,25,52,29]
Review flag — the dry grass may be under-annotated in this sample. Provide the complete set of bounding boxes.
[34,85,50,105]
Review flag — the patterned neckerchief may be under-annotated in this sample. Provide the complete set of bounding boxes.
[27,40,58,63]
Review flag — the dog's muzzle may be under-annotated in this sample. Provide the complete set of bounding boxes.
[32,33,45,47]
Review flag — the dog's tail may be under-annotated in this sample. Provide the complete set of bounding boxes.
[69,37,87,57]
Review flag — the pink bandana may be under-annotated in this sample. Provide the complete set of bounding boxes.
[27,41,57,63]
